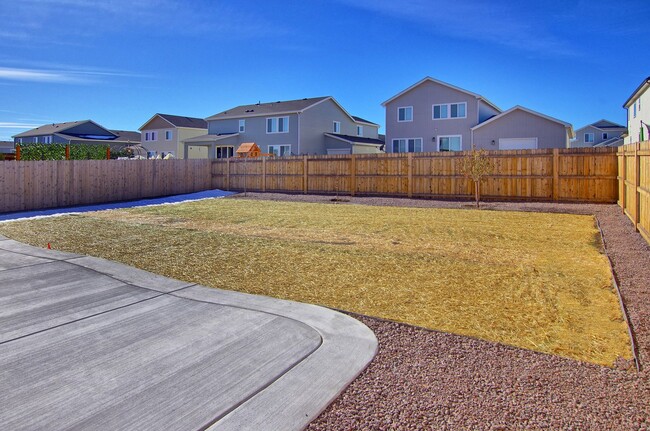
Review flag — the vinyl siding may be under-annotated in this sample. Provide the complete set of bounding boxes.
[208,114,299,156]
[473,109,569,149]
[299,99,363,154]
[625,88,649,145]
[385,80,479,152]
[571,125,625,148]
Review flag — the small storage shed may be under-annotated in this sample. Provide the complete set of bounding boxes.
[236,142,262,158]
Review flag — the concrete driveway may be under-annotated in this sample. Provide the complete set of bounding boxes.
[0,235,377,430]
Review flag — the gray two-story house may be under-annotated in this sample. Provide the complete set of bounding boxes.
[182,97,383,158]
[570,120,626,148]
[382,77,574,152]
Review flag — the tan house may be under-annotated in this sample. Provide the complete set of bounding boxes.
[139,114,208,158]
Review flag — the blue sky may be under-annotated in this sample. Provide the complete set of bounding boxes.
[1,0,649,141]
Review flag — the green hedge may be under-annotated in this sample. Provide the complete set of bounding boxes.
[19,143,108,160]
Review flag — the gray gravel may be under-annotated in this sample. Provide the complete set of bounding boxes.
[230,193,650,430]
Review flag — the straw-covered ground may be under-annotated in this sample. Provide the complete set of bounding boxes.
[0,195,631,366]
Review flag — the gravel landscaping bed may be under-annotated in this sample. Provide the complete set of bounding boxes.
[230,193,650,430]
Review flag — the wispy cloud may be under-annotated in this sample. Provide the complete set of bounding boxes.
[0,122,43,129]
[335,0,575,56]
[0,66,149,84]
[0,0,283,46]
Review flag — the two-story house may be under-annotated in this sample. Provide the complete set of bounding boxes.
[623,76,650,145]
[181,97,383,158]
[382,77,574,152]
[139,113,208,158]
[13,120,140,149]
[570,120,626,148]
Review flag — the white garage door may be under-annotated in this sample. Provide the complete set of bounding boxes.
[498,138,538,150]
[327,148,351,155]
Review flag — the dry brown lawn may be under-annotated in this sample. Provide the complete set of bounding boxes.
[0,198,632,366]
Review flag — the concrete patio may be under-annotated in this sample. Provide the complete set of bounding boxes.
[0,235,377,430]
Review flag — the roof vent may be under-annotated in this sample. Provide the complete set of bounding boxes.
[256,101,261,105]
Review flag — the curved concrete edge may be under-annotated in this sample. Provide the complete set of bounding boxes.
[0,238,82,260]
[175,286,379,431]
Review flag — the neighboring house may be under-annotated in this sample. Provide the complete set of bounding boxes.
[12,120,140,149]
[183,97,383,158]
[382,77,574,152]
[139,113,208,158]
[623,76,650,145]
[0,141,15,155]
[570,120,626,148]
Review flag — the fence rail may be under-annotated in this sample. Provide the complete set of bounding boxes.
[211,148,619,203]
[618,141,650,244]
[0,159,213,214]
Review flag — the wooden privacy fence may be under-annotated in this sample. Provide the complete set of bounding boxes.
[0,159,212,214]
[212,147,619,203]
[618,141,650,244]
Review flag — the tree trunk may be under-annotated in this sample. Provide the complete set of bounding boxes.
[474,181,480,208]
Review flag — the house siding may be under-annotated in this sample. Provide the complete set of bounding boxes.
[208,114,299,155]
[473,109,569,149]
[177,128,211,158]
[625,86,649,145]
[385,80,479,152]
[571,125,626,148]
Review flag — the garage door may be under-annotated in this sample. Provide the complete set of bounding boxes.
[327,148,351,155]
[498,138,538,150]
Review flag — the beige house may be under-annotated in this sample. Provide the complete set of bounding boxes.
[623,76,650,145]
[139,114,208,158]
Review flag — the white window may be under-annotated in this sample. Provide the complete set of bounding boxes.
[357,125,363,136]
[17,138,22,144]
[216,146,234,159]
[44,136,52,144]
[145,132,150,141]
[151,131,158,140]
[165,130,172,140]
[585,133,594,143]
[433,102,466,119]
[391,138,423,153]
[266,116,289,133]
[398,106,413,122]
[269,144,291,156]
[633,103,636,118]
[33,137,38,143]
[602,133,608,140]
[438,135,462,151]
[333,121,341,133]
[239,119,245,133]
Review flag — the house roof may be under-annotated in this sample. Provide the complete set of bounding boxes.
[182,133,239,144]
[593,136,625,147]
[235,142,261,154]
[140,113,208,130]
[206,97,330,121]
[470,105,575,138]
[381,76,501,112]
[110,130,142,142]
[324,133,384,146]
[623,76,650,108]
[352,116,378,126]
[591,119,626,129]
[12,120,107,138]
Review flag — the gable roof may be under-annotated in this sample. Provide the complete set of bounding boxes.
[206,97,330,121]
[623,76,650,108]
[470,105,575,138]
[381,76,501,112]
[110,130,142,142]
[591,119,626,129]
[12,120,113,138]
[324,133,384,146]
[139,113,207,130]
[352,116,379,126]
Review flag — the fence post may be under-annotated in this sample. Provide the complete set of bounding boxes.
[633,143,641,230]
[262,156,266,192]
[106,147,111,160]
[15,144,21,161]
[350,155,356,196]
[226,159,230,191]
[303,155,308,194]
[65,145,70,160]
[407,153,413,198]
[620,147,626,211]
[552,148,560,201]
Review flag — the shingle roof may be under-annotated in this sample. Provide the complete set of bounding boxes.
[324,133,384,146]
[592,119,626,129]
[110,130,141,142]
[352,116,378,126]
[13,120,93,138]
[157,114,207,129]
[206,97,330,120]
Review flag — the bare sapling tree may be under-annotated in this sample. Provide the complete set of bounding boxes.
[460,148,494,208]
